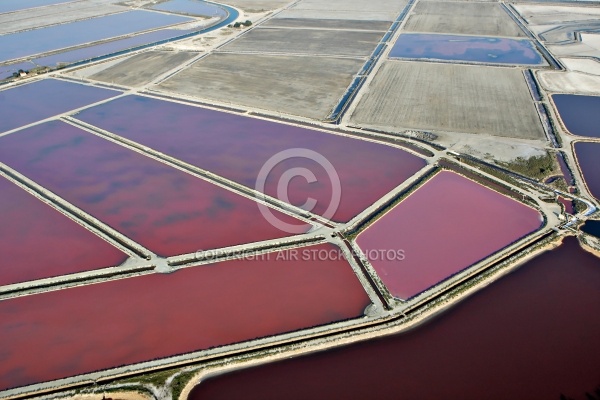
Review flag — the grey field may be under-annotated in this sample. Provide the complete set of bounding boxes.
[350,61,545,140]
[0,2,125,35]
[263,18,392,31]
[221,28,384,57]
[89,51,197,87]
[276,0,408,22]
[404,2,527,37]
[158,53,364,119]
[420,0,498,2]
[291,0,404,13]
[274,9,400,21]
[217,0,291,12]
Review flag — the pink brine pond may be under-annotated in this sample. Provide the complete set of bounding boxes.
[73,95,426,223]
[356,171,543,300]
[0,243,370,391]
[0,121,307,257]
[0,175,128,286]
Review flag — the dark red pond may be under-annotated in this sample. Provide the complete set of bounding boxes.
[73,95,426,222]
[574,142,600,202]
[356,171,543,299]
[189,237,600,400]
[0,78,119,134]
[0,175,128,285]
[558,196,574,214]
[0,243,370,391]
[557,152,575,186]
[552,94,600,138]
[0,121,306,257]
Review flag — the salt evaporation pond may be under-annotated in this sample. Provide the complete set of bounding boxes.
[574,142,600,202]
[0,0,71,14]
[389,33,544,65]
[356,171,543,300]
[0,121,306,257]
[557,152,575,186]
[0,175,128,286]
[33,30,188,68]
[0,243,371,391]
[558,196,574,214]
[0,79,119,133]
[74,95,426,223]
[189,237,600,400]
[582,220,600,238]
[552,94,600,138]
[152,0,228,17]
[30,4,238,69]
[0,11,191,63]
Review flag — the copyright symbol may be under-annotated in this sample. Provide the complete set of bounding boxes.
[255,148,341,234]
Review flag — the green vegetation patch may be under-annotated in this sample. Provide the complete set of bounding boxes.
[172,370,200,400]
[119,368,178,387]
[497,152,557,180]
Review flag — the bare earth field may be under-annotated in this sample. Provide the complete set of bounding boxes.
[443,134,548,163]
[350,61,545,140]
[274,9,400,21]
[420,0,498,2]
[548,41,600,58]
[537,71,600,95]
[219,0,292,12]
[290,0,404,13]
[515,4,600,95]
[88,50,197,86]
[263,18,392,31]
[514,4,600,43]
[516,4,600,26]
[561,57,600,75]
[158,53,364,119]
[0,1,126,35]
[276,0,408,22]
[221,28,383,57]
[404,2,527,37]
[538,22,600,44]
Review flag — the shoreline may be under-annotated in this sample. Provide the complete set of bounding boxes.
[178,235,563,400]
[59,392,150,400]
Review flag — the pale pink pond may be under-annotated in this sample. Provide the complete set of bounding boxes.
[389,34,543,65]
[0,79,119,134]
[356,171,543,299]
